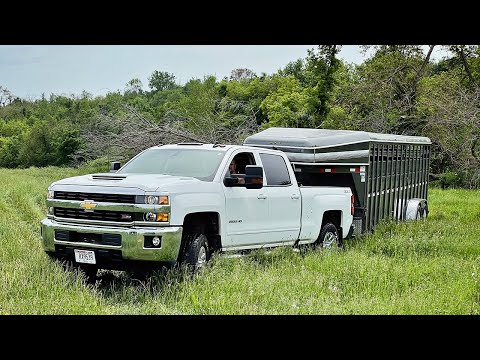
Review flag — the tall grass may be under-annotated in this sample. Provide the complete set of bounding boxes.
[1,167,479,314]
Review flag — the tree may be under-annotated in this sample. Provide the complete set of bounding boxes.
[260,76,316,128]
[0,86,15,107]
[417,69,480,187]
[277,58,310,86]
[335,45,436,133]
[0,136,22,167]
[54,128,82,165]
[148,71,177,92]
[124,78,144,95]
[218,75,277,126]
[230,68,256,82]
[444,45,479,87]
[17,121,53,167]
[305,45,343,126]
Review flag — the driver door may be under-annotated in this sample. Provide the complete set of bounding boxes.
[223,151,271,248]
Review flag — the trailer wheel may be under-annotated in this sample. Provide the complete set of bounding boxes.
[317,223,342,249]
[416,208,422,219]
[182,233,210,273]
[423,204,429,218]
[417,203,428,219]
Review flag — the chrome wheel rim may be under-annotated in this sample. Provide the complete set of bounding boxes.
[323,232,338,248]
[197,246,207,269]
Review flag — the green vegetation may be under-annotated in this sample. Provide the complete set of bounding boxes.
[1,45,480,187]
[1,167,479,314]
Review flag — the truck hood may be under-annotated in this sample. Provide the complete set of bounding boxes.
[51,173,201,192]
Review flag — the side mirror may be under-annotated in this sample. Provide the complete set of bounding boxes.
[245,165,263,189]
[110,161,121,172]
[224,176,239,187]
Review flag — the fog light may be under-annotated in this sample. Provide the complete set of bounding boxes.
[48,207,54,215]
[145,212,156,221]
[152,236,161,247]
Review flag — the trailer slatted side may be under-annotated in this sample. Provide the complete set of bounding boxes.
[244,127,431,235]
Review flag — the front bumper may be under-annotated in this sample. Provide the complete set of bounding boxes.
[40,218,183,267]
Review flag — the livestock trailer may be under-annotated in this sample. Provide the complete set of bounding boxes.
[243,127,431,236]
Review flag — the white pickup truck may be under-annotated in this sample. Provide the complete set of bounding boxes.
[40,143,354,275]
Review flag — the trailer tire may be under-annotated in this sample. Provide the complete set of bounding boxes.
[182,233,210,273]
[423,204,429,218]
[317,223,342,249]
[416,208,422,220]
[417,203,428,219]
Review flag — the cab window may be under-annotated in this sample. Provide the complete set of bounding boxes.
[259,153,291,186]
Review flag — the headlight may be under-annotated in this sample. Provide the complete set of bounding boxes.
[145,195,169,205]
[47,190,54,199]
[146,196,158,204]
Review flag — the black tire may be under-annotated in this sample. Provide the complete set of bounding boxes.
[128,270,151,281]
[78,265,98,284]
[182,233,209,273]
[422,204,429,218]
[416,204,428,220]
[47,252,75,271]
[317,222,342,249]
[46,252,58,262]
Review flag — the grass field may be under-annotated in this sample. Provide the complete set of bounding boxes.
[1,166,479,314]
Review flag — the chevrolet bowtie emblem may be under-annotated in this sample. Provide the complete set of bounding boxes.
[80,200,97,212]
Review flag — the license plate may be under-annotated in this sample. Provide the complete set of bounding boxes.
[74,249,96,264]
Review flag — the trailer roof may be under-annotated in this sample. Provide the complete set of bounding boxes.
[244,127,431,148]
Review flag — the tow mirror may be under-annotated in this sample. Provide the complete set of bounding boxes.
[245,165,263,189]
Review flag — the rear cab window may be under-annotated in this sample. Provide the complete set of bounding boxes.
[259,153,291,186]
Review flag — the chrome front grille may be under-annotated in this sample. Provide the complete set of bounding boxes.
[54,207,143,222]
[54,191,136,204]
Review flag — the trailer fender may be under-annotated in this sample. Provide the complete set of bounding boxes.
[404,198,428,220]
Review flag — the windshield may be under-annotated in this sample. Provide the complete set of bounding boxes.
[117,148,226,181]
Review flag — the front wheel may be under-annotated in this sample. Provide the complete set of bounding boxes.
[317,223,342,249]
[77,265,98,284]
[182,233,210,273]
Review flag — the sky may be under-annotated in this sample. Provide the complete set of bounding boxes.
[0,45,448,100]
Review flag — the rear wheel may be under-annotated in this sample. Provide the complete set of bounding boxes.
[317,223,342,249]
[182,233,210,273]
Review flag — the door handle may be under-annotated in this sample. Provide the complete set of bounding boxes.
[257,194,267,200]
[291,194,300,200]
